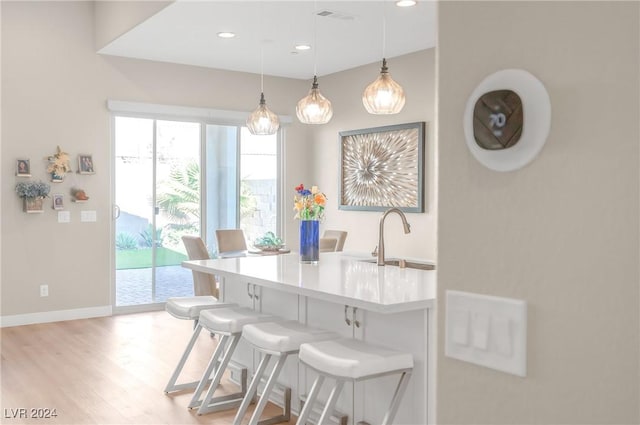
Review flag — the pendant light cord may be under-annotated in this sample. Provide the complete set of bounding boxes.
[260,0,264,93]
[313,0,318,76]
[382,0,387,59]
[261,45,264,93]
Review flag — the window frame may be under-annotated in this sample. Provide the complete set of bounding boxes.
[108,100,288,250]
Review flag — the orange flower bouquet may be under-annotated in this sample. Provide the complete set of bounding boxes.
[293,184,327,221]
[294,184,327,264]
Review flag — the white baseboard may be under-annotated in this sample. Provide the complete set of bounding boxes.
[1,305,112,328]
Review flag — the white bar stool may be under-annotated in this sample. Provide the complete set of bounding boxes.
[189,307,279,415]
[296,338,413,425]
[164,296,236,393]
[233,321,339,425]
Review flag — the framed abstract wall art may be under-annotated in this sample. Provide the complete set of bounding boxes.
[339,122,425,212]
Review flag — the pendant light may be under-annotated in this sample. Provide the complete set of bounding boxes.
[296,2,333,124]
[246,90,279,135]
[362,2,405,115]
[296,75,333,124]
[247,4,280,135]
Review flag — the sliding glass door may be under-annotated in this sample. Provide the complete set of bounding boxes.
[114,117,200,307]
[238,127,279,243]
[113,113,281,309]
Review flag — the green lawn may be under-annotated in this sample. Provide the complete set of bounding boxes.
[116,247,188,270]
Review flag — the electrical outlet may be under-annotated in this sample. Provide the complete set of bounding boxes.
[40,284,48,297]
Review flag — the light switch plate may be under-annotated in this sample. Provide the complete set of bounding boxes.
[80,210,97,222]
[445,290,527,377]
[450,308,470,346]
[57,211,71,223]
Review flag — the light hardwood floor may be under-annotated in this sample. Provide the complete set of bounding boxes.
[1,312,297,424]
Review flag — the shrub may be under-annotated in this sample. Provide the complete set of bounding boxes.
[116,232,138,250]
[139,225,164,248]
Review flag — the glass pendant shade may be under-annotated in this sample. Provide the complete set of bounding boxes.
[362,58,406,114]
[246,92,280,135]
[296,76,333,124]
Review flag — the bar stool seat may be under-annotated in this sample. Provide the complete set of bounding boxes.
[297,338,414,425]
[199,307,276,334]
[164,297,236,394]
[243,320,338,353]
[299,338,413,379]
[189,307,279,416]
[233,321,339,425]
[166,296,228,320]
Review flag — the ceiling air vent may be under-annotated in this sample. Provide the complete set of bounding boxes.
[315,9,356,20]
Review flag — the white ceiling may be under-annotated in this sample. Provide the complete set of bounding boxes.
[98,1,436,80]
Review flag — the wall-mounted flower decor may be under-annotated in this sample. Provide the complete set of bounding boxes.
[15,181,51,213]
[46,146,72,182]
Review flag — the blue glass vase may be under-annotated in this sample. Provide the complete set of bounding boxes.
[299,220,319,264]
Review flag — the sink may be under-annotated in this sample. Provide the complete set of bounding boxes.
[358,258,435,271]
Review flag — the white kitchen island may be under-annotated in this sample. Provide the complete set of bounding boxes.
[182,252,436,425]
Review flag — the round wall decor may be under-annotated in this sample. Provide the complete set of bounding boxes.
[463,69,551,172]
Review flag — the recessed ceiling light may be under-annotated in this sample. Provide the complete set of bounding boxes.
[396,0,417,7]
[217,32,236,39]
[295,44,312,51]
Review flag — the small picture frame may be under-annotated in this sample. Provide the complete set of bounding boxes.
[52,194,64,210]
[78,154,95,174]
[16,159,31,177]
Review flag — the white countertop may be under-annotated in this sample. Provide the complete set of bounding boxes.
[182,252,436,313]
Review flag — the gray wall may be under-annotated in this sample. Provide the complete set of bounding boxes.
[309,49,437,260]
[1,0,311,317]
[437,1,639,423]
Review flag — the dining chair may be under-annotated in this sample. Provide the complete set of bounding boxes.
[215,229,248,255]
[322,230,348,252]
[182,235,218,297]
[319,238,338,253]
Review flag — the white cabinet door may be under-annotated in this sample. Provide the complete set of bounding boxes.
[303,298,361,423]
[359,308,430,425]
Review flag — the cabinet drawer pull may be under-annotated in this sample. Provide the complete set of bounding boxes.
[352,307,361,328]
[344,305,351,326]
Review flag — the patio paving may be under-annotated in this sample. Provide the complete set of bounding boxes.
[116,265,195,306]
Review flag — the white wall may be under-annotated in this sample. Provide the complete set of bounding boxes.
[309,50,437,261]
[1,1,310,318]
[93,0,172,50]
[437,2,639,423]
[1,1,436,320]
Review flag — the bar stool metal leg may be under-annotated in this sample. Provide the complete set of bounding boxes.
[197,334,242,414]
[295,374,325,425]
[165,323,203,393]
[233,353,272,425]
[317,380,345,425]
[248,353,289,425]
[381,371,412,425]
[188,334,230,408]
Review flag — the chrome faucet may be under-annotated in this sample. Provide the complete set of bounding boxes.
[377,207,411,266]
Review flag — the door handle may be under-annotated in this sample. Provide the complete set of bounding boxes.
[113,204,121,219]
